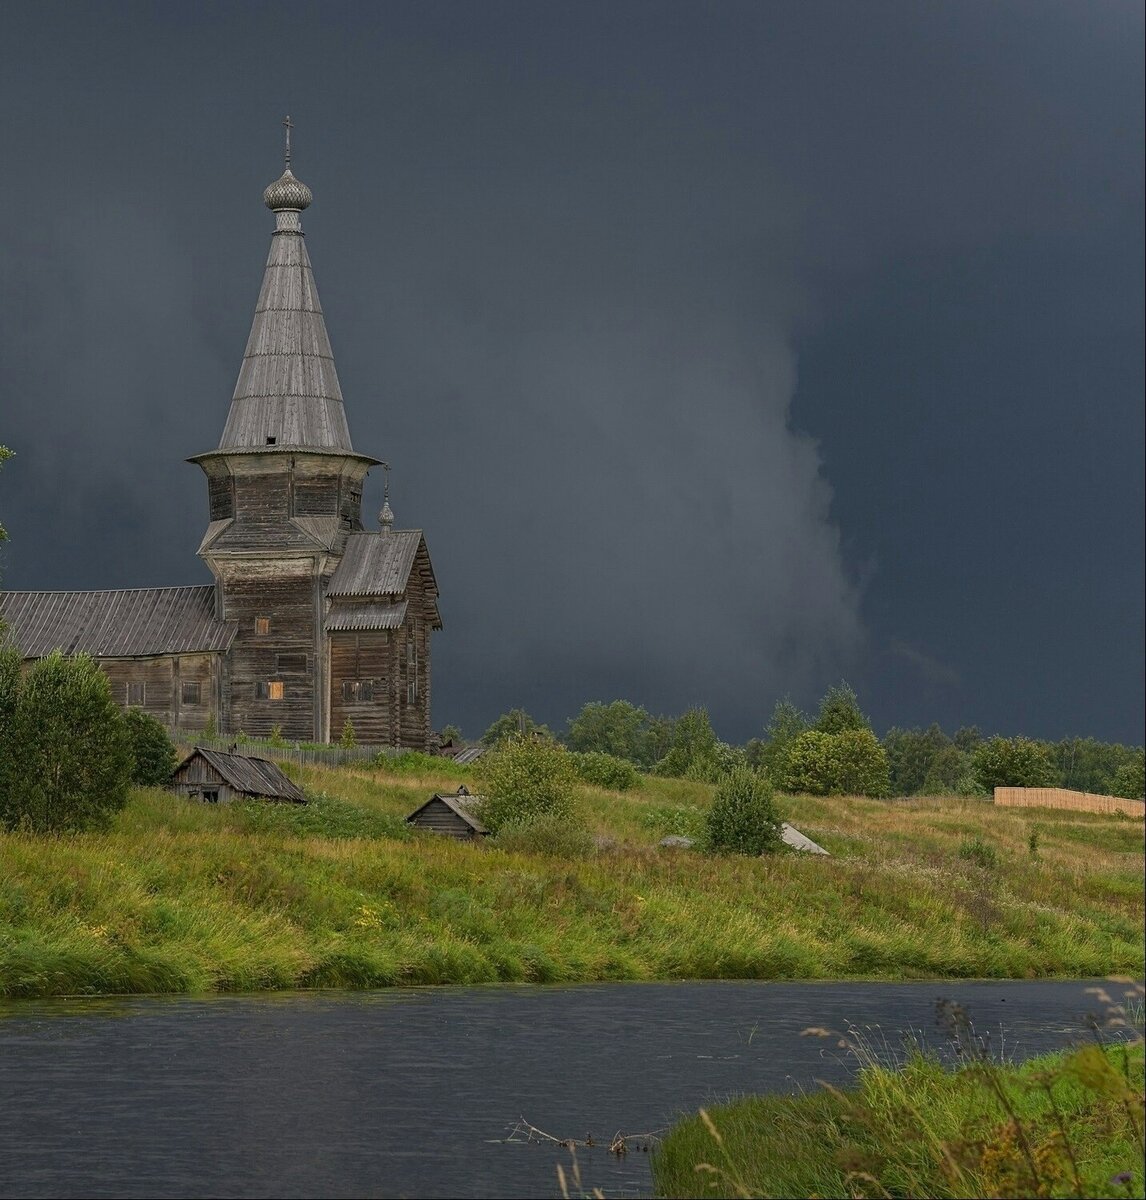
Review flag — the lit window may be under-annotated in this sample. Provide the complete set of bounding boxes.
[256,681,285,701]
[181,681,201,705]
[255,618,270,636]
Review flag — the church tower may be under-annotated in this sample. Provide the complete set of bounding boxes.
[190,124,439,745]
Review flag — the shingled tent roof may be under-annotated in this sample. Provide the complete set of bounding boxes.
[0,586,237,658]
[186,162,375,465]
[174,748,306,803]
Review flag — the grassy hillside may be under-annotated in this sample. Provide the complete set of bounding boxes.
[0,760,1142,998]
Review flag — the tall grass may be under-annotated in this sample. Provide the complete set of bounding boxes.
[0,765,1142,998]
[652,984,1146,1199]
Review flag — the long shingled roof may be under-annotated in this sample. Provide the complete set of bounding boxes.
[0,586,237,658]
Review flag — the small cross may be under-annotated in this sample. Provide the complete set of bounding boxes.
[283,115,294,169]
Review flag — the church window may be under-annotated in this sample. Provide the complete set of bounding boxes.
[181,681,201,705]
[255,618,270,635]
[341,680,374,702]
[126,682,145,706]
[256,681,285,701]
[276,653,307,674]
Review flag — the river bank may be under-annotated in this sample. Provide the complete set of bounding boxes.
[0,763,1142,998]
[652,1023,1145,1199]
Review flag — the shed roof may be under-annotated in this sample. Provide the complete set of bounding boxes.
[327,531,422,597]
[0,586,237,659]
[406,792,489,834]
[174,748,306,802]
[325,599,408,632]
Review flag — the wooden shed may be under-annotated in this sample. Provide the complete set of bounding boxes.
[406,787,489,841]
[170,747,307,805]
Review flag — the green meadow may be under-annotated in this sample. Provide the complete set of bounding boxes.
[0,760,1142,998]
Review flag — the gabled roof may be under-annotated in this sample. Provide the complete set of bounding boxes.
[327,531,424,597]
[0,586,237,658]
[174,748,306,803]
[405,791,489,834]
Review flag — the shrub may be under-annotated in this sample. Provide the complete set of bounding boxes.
[972,736,1057,792]
[569,750,640,791]
[339,718,357,749]
[494,810,596,859]
[638,803,707,840]
[0,651,132,832]
[269,723,287,748]
[705,767,784,855]
[123,707,177,787]
[784,728,890,797]
[375,750,473,781]
[477,734,578,833]
[958,836,1000,870]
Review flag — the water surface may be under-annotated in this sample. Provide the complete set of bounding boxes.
[0,978,1116,1198]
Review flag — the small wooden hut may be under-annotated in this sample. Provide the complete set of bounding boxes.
[170,747,306,805]
[406,787,489,841]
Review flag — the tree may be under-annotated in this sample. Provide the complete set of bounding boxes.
[971,736,1057,792]
[339,718,357,749]
[751,698,810,783]
[123,707,176,787]
[705,766,784,855]
[1,651,132,832]
[884,723,952,796]
[814,681,871,734]
[0,644,21,818]
[654,707,723,781]
[477,734,578,833]
[784,728,890,797]
[438,723,463,745]
[565,699,654,764]
[481,708,553,747]
[1108,751,1144,801]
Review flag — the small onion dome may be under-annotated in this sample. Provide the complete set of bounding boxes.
[263,168,313,212]
[379,499,395,531]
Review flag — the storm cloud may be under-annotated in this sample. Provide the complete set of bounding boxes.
[1,2,1142,743]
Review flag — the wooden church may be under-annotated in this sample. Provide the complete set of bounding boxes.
[0,133,441,748]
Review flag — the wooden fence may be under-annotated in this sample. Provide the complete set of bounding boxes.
[993,787,1145,818]
[169,731,387,770]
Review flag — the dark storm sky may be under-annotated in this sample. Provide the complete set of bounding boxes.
[1,1,1143,744]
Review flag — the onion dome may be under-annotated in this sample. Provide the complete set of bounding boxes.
[263,168,313,212]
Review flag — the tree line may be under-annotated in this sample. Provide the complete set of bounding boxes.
[467,686,1145,801]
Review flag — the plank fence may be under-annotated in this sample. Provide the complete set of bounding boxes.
[169,730,388,770]
[993,787,1145,818]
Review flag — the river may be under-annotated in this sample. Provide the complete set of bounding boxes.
[0,978,1119,1198]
